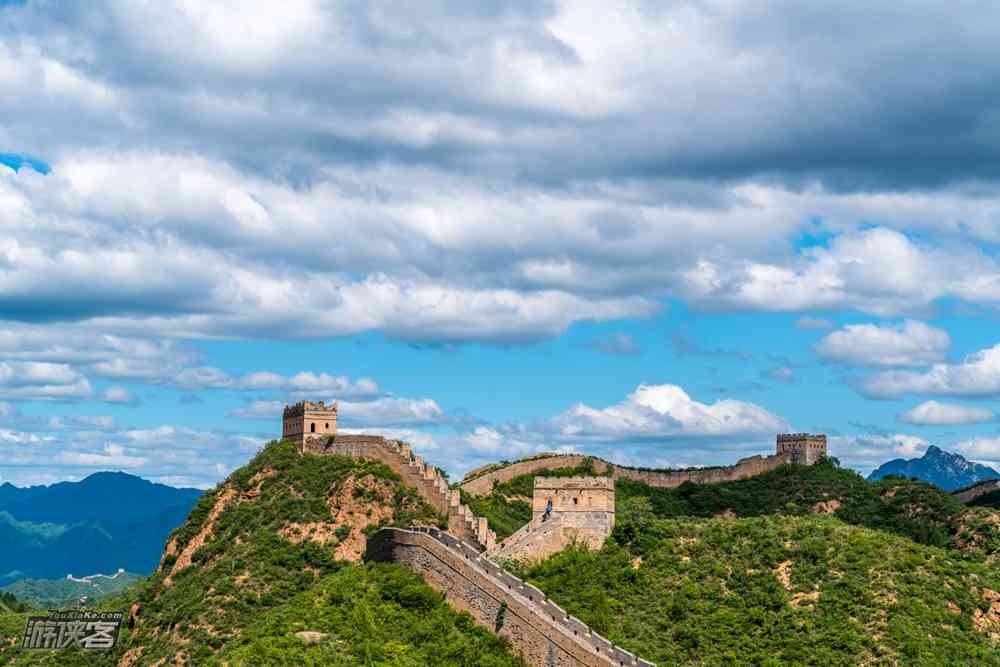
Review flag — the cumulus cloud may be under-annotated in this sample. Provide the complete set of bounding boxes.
[861,342,1000,399]
[229,396,446,427]
[816,320,950,367]
[101,386,139,405]
[0,361,93,400]
[898,400,995,426]
[550,384,788,442]
[828,433,930,473]
[953,436,1000,469]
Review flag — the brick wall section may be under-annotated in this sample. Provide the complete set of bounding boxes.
[460,452,796,496]
[489,476,616,563]
[367,527,655,667]
[307,434,496,551]
[953,479,1000,504]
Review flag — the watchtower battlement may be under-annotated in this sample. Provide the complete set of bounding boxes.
[532,476,615,521]
[282,400,338,448]
[776,433,827,465]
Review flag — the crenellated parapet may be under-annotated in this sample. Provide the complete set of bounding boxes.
[366,526,655,666]
[301,432,496,551]
[283,401,338,446]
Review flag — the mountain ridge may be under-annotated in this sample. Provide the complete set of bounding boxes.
[868,445,1000,491]
[0,472,202,584]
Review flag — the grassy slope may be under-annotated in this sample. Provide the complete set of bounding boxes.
[522,513,1000,666]
[0,440,524,666]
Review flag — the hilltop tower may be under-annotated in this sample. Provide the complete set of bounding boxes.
[283,401,337,452]
[776,433,827,465]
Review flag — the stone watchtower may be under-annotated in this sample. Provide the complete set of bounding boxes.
[532,476,615,549]
[776,433,827,465]
[283,401,337,452]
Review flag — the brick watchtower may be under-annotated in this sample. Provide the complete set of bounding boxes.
[283,401,337,452]
[776,433,827,465]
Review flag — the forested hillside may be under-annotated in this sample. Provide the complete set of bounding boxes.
[0,440,524,666]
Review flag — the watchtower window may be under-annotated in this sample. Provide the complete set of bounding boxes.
[573,497,578,505]
[310,423,316,433]
[325,422,329,430]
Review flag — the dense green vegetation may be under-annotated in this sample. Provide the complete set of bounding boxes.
[521,510,1000,665]
[3,447,998,665]
[0,440,523,666]
[215,563,523,666]
[0,591,30,613]
[971,489,1000,510]
[461,458,604,539]
[469,457,999,559]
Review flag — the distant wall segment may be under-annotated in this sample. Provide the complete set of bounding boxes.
[953,479,1000,504]
[366,527,655,667]
[460,452,797,496]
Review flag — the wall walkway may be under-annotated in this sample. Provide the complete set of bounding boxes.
[310,435,496,551]
[460,452,796,496]
[366,527,654,667]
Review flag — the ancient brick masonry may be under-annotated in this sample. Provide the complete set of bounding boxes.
[953,479,1000,504]
[366,526,655,667]
[459,433,826,496]
[283,400,338,446]
[490,477,615,563]
[303,432,496,551]
[775,433,827,465]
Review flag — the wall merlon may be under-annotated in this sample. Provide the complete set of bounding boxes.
[366,528,655,665]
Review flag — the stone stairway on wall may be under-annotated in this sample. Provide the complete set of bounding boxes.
[367,526,655,667]
[312,435,496,551]
[488,513,569,564]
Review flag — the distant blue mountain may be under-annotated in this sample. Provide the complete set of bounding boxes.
[0,472,202,584]
[868,445,1000,491]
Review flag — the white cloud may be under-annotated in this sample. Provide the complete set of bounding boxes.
[230,396,446,427]
[550,384,788,441]
[101,386,139,404]
[829,433,930,473]
[57,443,147,468]
[861,342,1000,399]
[228,400,284,419]
[898,400,995,426]
[686,228,1000,316]
[952,436,1000,469]
[338,398,445,426]
[0,361,93,400]
[816,320,950,368]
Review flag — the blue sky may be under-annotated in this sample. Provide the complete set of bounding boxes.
[2,1,1000,488]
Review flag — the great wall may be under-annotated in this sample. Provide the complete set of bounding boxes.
[367,527,653,667]
[953,479,1000,504]
[459,450,798,496]
[281,403,840,666]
